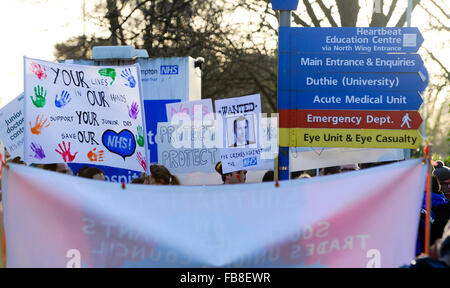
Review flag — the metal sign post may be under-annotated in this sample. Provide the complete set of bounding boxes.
[272,0,299,181]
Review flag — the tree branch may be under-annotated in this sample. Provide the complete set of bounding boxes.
[303,0,321,27]
[394,0,420,27]
[316,0,339,27]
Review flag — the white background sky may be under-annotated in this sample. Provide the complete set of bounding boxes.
[0,0,95,106]
[0,0,448,108]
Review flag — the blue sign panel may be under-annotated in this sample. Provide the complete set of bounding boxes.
[291,53,424,73]
[68,163,141,183]
[279,27,424,53]
[271,0,299,10]
[278,91,423,111]
[286,72,426,92]
[144,99,180,163]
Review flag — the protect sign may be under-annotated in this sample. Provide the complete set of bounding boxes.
[24,57,148,172]
[279,128,422,149]
[279,110,422,130]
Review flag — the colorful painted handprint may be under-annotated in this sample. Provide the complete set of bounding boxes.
[29,115,50,135]
[55,90,71,108]
[88,148,104,162]
[55,141,78,162]
[98,68,116,85]
[30,142,46,159]
[128,102,140,119]
[30,85,47,108]
[137,152,147,171]
[136,125,145,147]
[121,68,136,88]
[30,62,47,80]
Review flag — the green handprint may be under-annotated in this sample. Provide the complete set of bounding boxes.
[30,85,47,108]
[136,125,145,147]
[98,68,116,85]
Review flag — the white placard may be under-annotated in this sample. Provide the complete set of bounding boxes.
[215,94,274,174]
[0,94,25,160]
[24,57,148,172]
[155,120,220,174]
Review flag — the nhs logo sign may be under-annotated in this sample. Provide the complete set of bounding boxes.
[160,65,179,75]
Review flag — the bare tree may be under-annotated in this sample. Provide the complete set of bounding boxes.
[54,0,449,158]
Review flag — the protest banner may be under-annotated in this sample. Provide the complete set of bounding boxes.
[0,94,25,160]
[23,57,148,172]
[215,94,275,174]
[3,159,427,267]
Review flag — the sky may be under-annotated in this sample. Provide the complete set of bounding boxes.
[0,0,94,107]
[0,0,448,108]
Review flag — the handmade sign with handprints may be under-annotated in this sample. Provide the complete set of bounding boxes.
[24,57,148,172]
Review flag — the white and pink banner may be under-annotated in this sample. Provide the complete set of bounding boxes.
[2,159,427,267]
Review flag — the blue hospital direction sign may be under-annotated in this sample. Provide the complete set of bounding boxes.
[278,91,423,110]
[286,72,427,92]
[280,27,424,53]
[288,53,424,73]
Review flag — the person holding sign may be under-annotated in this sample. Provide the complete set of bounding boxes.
[215,162,247,184]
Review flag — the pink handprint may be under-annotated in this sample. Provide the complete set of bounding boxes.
[128,102,140,119]
[55,141,78,162]
[30,62,47,80]
[137,152,147,171]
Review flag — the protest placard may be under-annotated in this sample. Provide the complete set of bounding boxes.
[215,94,274,174]
[24,57,148,172]
[0,94,25,160]
[155,119,220,173]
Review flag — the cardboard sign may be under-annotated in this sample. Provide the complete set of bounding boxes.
[0,94,25,159]
[24,57,148,172]
[155,120,220,174]
[215,94,274,173]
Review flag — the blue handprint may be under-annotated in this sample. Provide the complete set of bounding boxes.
[121,68,136,88]
[55,90,71,108]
